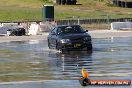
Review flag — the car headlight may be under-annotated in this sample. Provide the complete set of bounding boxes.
[60,39,71,43]
[84,37,91,41]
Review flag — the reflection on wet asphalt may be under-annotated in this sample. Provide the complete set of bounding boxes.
[0,37,131,84]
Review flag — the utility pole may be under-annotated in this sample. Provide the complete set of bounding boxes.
[77,16,80,25]
[107,14,110,29]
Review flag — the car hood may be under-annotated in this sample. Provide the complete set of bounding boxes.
[59,33,91,39]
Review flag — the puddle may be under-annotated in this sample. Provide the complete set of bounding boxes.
[0,37,131,87]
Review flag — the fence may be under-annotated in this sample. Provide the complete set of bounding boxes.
[56,18,132,30]
[0,18,132,33]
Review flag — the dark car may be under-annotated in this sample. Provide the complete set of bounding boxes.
[58,0,77,5]
[8,28,26,36]
[47,25,92,52]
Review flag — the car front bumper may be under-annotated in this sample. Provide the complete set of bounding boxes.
[59,41,92,50]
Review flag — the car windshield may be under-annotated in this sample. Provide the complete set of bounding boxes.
[58,25,85,34]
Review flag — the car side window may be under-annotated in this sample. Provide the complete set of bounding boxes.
[51,27,58,34]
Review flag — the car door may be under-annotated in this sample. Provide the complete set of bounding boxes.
[49,27,58,48]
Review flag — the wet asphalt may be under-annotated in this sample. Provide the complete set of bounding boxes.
[0,37,131,88]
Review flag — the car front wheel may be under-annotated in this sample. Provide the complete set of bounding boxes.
[56,42,65,53]
[87,44,92,51]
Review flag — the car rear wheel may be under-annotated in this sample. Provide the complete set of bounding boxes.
[48,40,52,49]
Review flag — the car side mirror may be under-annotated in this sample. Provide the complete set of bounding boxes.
[85,30,88,32]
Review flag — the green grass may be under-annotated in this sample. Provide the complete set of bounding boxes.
[0,0,131,21]
[55,0,132,19]
[0,0,43,21]
[0,8,41,21]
